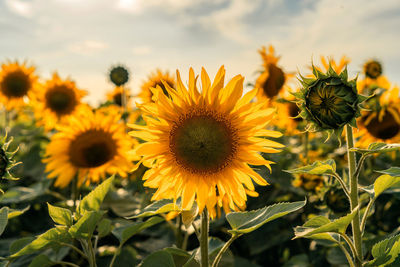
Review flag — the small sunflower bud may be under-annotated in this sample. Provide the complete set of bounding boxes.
[364,60,382,79]
[295,64,366,137]
[0,147,9,179]
[0,134,19,184]
[109,66,129,86]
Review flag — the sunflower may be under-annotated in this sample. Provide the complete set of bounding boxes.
[109,65,129,86]
[273,97,303,135]
[357,59,390,95]
[44,109,135,188]
[355,85,400,147]
[311,55,350,74]
[33,73,87,131]
[255,46,292,103]
[130,66,283,218]
[106,86,132,107]
[0,61,39,110]
[139,69,176,103]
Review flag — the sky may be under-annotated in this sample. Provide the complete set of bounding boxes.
[1,0,400,105]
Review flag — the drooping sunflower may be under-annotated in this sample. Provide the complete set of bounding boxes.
[130,66,283,218]
[33,73,87,131]
[44,109,135,188]
[255,45,292,104]
[106,86,132,107]
[0,61,39,110]
[139,69,176,103]
[357,59,390,95]
[109,65,129,86]
[355,85,400,147]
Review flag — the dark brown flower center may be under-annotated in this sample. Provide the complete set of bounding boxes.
[288,102,302,122]
[1,70,31,98]
[170,111,237,174]
[110,67,129,86]
[365,61,382,79]
[69,130,117,168]
[113,92,122,106]
[45,85,77,115]
[365,111,400,140]
[262,64,285,98]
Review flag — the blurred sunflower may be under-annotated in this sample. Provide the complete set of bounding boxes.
[109,65,129,86]
[44,109,135,188]
[33,73,87,131]
[106,86,131,107]
[255,45,293,103]
[139,69,175,103]
[311,55,350,74]
[0,61,39,110]
[273,95,303,135]
[357,59,390,95]
[356,85,400,147]
[130,66,283,218]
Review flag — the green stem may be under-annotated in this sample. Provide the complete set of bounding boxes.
[71,176,79,211]
[109,245,122,267]
[55,262,81,267]
[360,198,375,235]
[303,132,309,160]
[338,242,356,267]
[211,234,241,267]
[87,238,97,267]
[346,125,363,266]
[331,173,350,199]
[200,209,209,267]
[58,242,87,259]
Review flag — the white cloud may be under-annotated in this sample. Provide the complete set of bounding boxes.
[5,0,33,17]
[68,40,109,55]
[132,46,152,55]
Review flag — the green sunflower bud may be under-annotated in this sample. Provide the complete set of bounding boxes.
[295,64,367,138]
[364,59,382,79]
[109,66,129,86]
[0,134,20,192]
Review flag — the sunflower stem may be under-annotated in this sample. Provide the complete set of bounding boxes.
[71,176,79,211]
[345,124,363,266]
[200,208,209,267]
[303,132,309,160]
[211,234,241,267]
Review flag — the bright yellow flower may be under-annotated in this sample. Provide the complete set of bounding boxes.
[255,46,292,104]
[33,73,87,131]
[44,109,135,188]
[273,95,303,136]
[130,66,283,218]
[139,69,175,103]
[356,85,400,147]
[0,61,39,110]
[106,86,132,107]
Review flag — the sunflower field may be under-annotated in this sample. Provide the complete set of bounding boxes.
[0,36,400,267]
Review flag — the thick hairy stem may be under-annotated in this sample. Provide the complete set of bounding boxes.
[346,125,363,266]
[200,209,209,267]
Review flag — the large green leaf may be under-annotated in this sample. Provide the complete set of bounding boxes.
[226,200,306,234]
[97,218,112,238]
[299,216,338,242]
[376,167,400,177]
[285,160,336,175]
[294,207,358,239]
[373,174,400,199]
[112,216,164,245]
[139,250,175,267]
[131,199,180,219]
[8,205,30,219]
[10,226,71,258]
[351,143,400,155]
[69,210,104,239]
[28,255,54,267]
[0,207,8,236]
[77,175,114,216]
[47,203,73,227]
[366,234,400,266]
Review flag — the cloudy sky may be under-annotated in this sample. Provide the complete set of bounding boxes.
[1,0,399,104]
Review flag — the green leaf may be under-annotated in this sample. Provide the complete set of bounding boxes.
[376,167,400,177]
[69,211,103,239]
[77,175,115,216]
[226,200,306,234]
[163,247,199,267]
[285,160,336,175]
[8,205,30,219]
[9,237,35,254]
[300,216,338,242]
[0,207,8,236]
[131,199,180,219]
[139,250,175,267]
[28,254,54,267]
[181,203,198,228]
[373,174,400,199]
[97,218,112,238]
[10,226,72,258]
[293,207,358,239]
[112,216,164,246]
[350,143,400,155]
[366,234,400,266]
[47,203,73,226]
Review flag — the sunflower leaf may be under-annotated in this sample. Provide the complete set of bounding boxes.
[130,199,181,219]
[226,200,306,234]
[350,143,400,155]
[376,167,400,177]
[295,216,338,242]
[373,174,400,199]
[7,205,30,219]
[139,250,176,267]
[77,175,115,216]
[10,226,72,258]
[0,207,8,236]
[28,254,55,267]
[285,159,336,176]
[69,210,104,239]
[112,216,164,246]
[47,203,73,227]
[365,234,400,266]
[293,207,358,239]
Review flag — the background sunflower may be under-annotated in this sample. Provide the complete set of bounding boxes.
[138,69,175,103]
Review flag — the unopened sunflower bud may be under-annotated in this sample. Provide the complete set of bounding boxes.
[109,66,129,86]
[364,60,382,79]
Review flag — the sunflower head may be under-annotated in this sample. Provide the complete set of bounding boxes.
[364,59,382,79]
[292,173,324,192]
[139,69,176,103]
[109,66,129,86]
[130,66,283,218]
[295,64,366,137]
[0,61,38,110]
[106,86,131,107]
[255,46,289,101]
